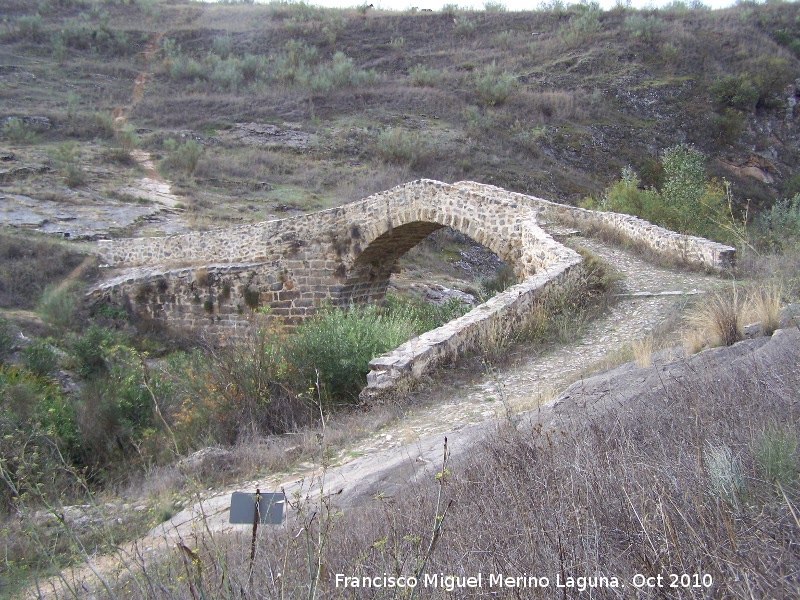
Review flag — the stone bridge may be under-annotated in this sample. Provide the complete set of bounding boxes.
[91,179,736,401]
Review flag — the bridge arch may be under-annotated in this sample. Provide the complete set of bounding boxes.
[336,181,543,305]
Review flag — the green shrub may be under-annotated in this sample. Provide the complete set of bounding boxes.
[662,145,704,208]
[623,14,664,42]
[22,340,59,376]
[116,124,138,154]
[37,285,81,330]
[70,324,117,379]
[289,304,417,403]
[473,63,518,107]
[161,139,203,176]
[453,17,476,37]
[711,108,745,144]
[484,1,507,11]
[782,173,800,199]
[0,317,14,362]
[600,166,661,218]
[375,128,426,167]
[384,294,470,333]
[309,52,377,92]
[559,3,602,47]
[48,142,85,188]
[774,28,800,58]
[409,64,439,87]
[754,194,800,253]
[6,14,47,43]
[1,117,37,144]
[710,75,758,111]
[751,56,794,109]
[754,426,798,488]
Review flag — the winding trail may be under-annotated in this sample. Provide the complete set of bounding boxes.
[113,32,183,212]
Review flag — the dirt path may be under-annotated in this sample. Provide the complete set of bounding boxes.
[112,32,183,213]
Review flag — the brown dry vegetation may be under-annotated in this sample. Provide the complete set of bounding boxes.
[1,0,798,217]
[98,328,800,599]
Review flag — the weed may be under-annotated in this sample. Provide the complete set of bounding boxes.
[37,285,81,331]
[689,287,743,347]
[289,304,417,403]
[631,335,654,367]
[745,284,782,336]
[453,17,476,37]
[1,117,37,144]
[375,128,426,167]
[754,426,798,488]
[704,443,746,508]
[22,340,59,376]
[408,64,439,87]
[0,317,13,362]
[472,62,518,107]
[48,142,86,188]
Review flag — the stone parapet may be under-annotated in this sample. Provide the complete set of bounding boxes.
[453,181,736,271]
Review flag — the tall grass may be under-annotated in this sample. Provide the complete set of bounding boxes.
[289,304,418,403]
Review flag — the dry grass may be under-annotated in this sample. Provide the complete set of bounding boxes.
[631,334,654,367]
[688,286,743,348]
[745,283,782,336]
[95,328,800,600]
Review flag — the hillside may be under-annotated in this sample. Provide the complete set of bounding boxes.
[1,0,799,233]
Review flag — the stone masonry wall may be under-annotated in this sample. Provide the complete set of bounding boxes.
[90,179,735,402]
[90,179,576,331]
[453,182,737,270]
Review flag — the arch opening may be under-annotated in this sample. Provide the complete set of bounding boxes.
[339,222,517,307]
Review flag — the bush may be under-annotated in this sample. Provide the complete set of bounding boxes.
[384,293,470,333]
[750,56,794,109]
[753,194,800,253]
[1,117,37,144]
[70,324,118,379]
[559,2,602,47]
[710,75,758,111]
[754,426,798,488]
[22,340,58,376]
[623,14,664,42]
[37,285,81,330]
[409,64,439,87]
[289,304,417,403]
[48,142,85,188]
[0,317,13,362]
[690,288,743,348]
[191,326,306,441]
[161,139,203,176]
[375,128,426,167]
[473,63,517,107]
[6,14,47,43]
[453,17,476,37]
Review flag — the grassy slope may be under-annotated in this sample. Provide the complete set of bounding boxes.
[1,0,798,220]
